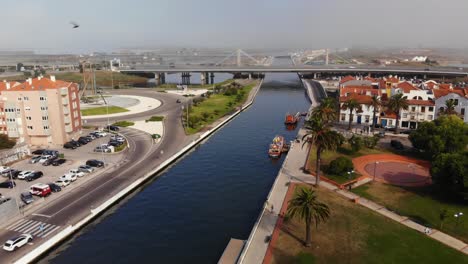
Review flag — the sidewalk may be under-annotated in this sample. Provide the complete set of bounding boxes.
[82,95,161,120]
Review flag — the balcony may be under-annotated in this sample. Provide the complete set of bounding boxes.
[65,125,72,133]
[63,107,70,115]
[60,88,68,96]
[64,116,71,124]
[62,98,69,105]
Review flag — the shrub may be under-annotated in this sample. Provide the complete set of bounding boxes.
[327,157,354,176]
[146,116,164,122]
[364,135,380,149]
[0,134,16,149]
[112,121,134,127]
[201,112,211,121]
[348,135,363,153]
[224,87,238,96]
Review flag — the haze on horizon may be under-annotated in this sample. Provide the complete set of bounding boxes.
[2,0,467,53]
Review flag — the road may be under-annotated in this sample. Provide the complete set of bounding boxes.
[0,88,194,263]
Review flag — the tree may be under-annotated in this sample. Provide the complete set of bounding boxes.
[409,115,468,158]
[327,157,353,176]
[387,93,409,134]
[348,135,364,153]
[370,95,381,131]
[287,187,330,247]
[0,134,16,149]
[303,117,344,186]
[431,152,468,199]
[312,97,337,123]
[440,99,458,115]
[342,99,361,131]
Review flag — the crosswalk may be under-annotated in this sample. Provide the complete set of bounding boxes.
[4,219,60,238]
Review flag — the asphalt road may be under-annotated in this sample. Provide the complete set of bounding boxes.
[0,89,194,263]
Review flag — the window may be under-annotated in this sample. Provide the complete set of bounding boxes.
[411,107,416,112]
[402,121,409,128]
[388,120,393,125]
[25,106,31,111]
[26,116,32,120]
[23,96,29,101]
[421,106,425,112]
[341,114,346,121]
[42,116,48,121]
[16,108,20,112]
[43,126,49,130]
[365,115,370,123]
[17,97,22,101]
[454,99,459,106]
[428,115,433,120]
[429,106,434,111]
[39,96,47,101]
[402,113,408,118]
[410,115,415,120]
[27,126,33,130]
[462,108,465,116]
[40,106,48,111]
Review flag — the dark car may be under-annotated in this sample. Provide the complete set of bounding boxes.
[79,136,91,143]
[0,180,16,188]
[25,171,43,182]
[108,140,124,147]
[43,150,59,157]
[69,140,81,147]
[52,159,67,166]
[390,139,404,150]
[86,159,104,167]
[32,149,45,155]
[21,192,34,204]
[42,156,58,166]
[106,125,119,131]
[2,169,21,179]
[47,183,62,193]
[78,137,88,145]
[64,142,77,149]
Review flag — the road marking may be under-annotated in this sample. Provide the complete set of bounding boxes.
[21,222,42,234]
[5,218,28,230]
[31,224,51,236]
[13,220,36,232]
[32,213,52,218]
[6,219,60,238]
[41,226,60,238]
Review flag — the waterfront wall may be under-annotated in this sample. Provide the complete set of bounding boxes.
[14,79,263,264]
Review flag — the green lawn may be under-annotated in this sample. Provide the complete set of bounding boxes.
[146,116,164,122]
[184,82,256,134]
[352,182,468,243]
[155,79,234,90]
[81,106,129,116]
[112,121,134,127]
[272,185,468,264]
[55,71,148,87]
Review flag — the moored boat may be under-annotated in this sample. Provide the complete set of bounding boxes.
[268,135,285,158]
[284,112,300,125]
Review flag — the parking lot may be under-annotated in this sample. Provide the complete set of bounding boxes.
[0,130,126,210]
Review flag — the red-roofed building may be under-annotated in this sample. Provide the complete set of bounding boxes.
[0,76,82,145]
[339,75,355,85]
[432,88,468,123]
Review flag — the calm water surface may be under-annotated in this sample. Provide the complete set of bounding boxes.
[44,72,310,264]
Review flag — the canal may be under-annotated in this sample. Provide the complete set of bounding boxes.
[43,72,310,264]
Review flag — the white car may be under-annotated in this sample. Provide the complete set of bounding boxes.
[38,155,52,164]
[110,135,125,142]
[69,169,85,178]
[17,171,34,180]
[60,173,77,182]
[78,165,95,173]
[55,179,70,187]
[3,234,33,252]
[94,131,107,137]
[0,166,11,174]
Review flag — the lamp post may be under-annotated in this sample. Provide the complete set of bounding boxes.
[373,161,379,181]
[454,212,464,228]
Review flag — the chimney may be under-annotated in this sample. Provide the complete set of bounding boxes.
[27,78,32,85]
[38,75,42,80]
[6,82,10,90]
[50,75,56,82]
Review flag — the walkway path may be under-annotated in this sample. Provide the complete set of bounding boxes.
[82,95,161,120]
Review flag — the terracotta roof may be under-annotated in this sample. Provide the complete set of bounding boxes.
[382,110,397,119]
[0,81,20,90]
[406,99,435,106]
[339,94,373,105]
[438,83,452,90]
[432,88,464,99]
[396,81,419,93]
[340,86,379,97]
[364,76,377,82]
[385,77,399,83]
[425,82,436,89]
[1,77,72,92]
[339,75,355,84]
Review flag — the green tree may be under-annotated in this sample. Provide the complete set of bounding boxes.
[370,95,381,131]
[303,117,344,186]
[287,187,330,247]
[440,99,458,115]
[327,157,353,176]
[342,99,361,130]
[348,135,364,153]
[431,152,468,199]
[312,97,337,123]
[0,134,16,149]
[409,115,468,158]
[387,93,409,134]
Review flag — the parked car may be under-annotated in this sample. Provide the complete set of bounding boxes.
[17,171,34,180]
[29,183,51,197]
[87,134,96,140]
[86,159,104,167]
[0,166,11,174]
[77,137,88,145]
[94,146,111,153]
[3,234,33,252]
[52,159,66,166]
[69,169,85,178]
[20,192,34,204]
[42,150,59,157]
[25,171,44,182]
[110,135,125,143]
[93,131,107,137]
[64,142,77,149]
[390,139,404,150]
[1,169,21,179]
[0,181,16,189]
[106,125,119,131]
[47,183,62,193]
[108,141,123,147]
[55,179,70,187]
[29,156,42,163]
[79,136,91,143]
[0,168,16,176]
[42,156,58,166]
[59,173,77,182]
[78,165,95,173]
[38,155,53,164]
[69,140,81,147]
[32,149,45,155]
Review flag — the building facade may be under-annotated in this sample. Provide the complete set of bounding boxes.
[433,89,468,123]
[0,76,82,146]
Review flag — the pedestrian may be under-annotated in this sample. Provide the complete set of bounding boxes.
[271,204,274,213]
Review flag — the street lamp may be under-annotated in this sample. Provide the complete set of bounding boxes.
[454,212,464,227]
[373,161,379,181]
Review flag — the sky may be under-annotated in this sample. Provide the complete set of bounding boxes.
[1,0,467,53]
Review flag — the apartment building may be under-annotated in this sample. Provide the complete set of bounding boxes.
[433,88,468,123]
[0,76,82,145]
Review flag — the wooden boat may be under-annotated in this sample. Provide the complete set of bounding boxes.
[284,112,300,125]
[268,135,285,158]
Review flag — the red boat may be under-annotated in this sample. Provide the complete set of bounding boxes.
[268,135,285,158]
[284,112,300,125]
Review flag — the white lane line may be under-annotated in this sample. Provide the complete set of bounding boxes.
[13,220,36,231]
[41,226,60,238]
[31,224,51,236]
[6,219,28,230]
[31,213,52,218]
[37,225,56,237]
[20,222,42,234]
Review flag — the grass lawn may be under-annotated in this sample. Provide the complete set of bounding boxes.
[352,182,468,243]
[146,116,164,122]
[272,185,468,264]
[155,79,234,90]
[307,144,389,183]
[185,82,256,134]
[55,71,147,87]
[112,121,134,127]
[81,106,129,116]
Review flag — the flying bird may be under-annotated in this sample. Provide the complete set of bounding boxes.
[70,21,79,29]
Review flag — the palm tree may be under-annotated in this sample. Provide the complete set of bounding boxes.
[287,187,330,247]
[312,97,337,124]
[303,117,344,186]
[387,93,409,134]
[441,99,458,115]
[370,95,381,131]
[342,98,361,130]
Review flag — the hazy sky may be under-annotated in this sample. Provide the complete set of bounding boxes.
[1,0,467,53]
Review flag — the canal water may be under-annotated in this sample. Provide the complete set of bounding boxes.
[44,72,310,264]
